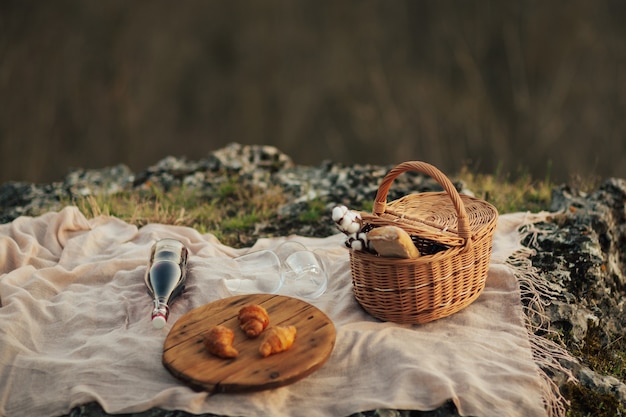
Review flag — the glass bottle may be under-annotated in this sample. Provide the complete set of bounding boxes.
[144,238,189,329]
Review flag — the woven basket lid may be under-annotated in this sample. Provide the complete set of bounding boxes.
[361,161,498,248]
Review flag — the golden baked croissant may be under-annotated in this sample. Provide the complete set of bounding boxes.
[238,304,270,338]
[203,325,239,359]
[259,325,297,357]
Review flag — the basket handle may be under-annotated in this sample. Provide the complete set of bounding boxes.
[373,161,471,241]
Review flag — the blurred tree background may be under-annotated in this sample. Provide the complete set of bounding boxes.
[1,0,625,184]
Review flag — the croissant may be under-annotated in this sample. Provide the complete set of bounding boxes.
[203,325,239,359]
[238,304,270,338]
[259,325,297,357]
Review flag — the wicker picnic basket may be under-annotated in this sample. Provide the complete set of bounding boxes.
[349,161,499,324]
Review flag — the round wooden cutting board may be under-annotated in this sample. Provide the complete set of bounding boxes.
[162,294,336,393]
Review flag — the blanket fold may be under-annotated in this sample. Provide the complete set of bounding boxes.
[1,207,554,417]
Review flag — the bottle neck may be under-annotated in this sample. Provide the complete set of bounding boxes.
[151,299,170,326]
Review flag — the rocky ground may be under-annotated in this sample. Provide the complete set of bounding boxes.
[1,143,625,417]
[523,179,626,415]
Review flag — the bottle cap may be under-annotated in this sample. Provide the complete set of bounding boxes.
[152,314,167,329]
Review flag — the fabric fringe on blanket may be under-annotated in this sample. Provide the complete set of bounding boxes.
[507,218,579,417]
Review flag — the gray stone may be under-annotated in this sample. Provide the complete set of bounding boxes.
[524,178,626,411]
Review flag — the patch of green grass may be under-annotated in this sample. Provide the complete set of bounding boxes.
[359,200,374,213]
[67,178,286,247]
[67,167,563,245]
[298,199,327,223]
[220,212,261,231]
[73,188,193,227]
[458,166,555,213]
[574,323,626,381]
[554,323,626,417]
[563,381,626,417]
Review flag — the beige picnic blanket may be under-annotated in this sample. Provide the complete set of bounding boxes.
[0,207,561,417]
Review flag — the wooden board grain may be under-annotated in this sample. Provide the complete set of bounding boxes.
[162,294,336,393]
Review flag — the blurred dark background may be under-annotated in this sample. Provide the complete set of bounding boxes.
[1,0,625,184]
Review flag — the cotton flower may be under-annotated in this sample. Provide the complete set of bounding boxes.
[332,205,363,235]
[344,231,370,252]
